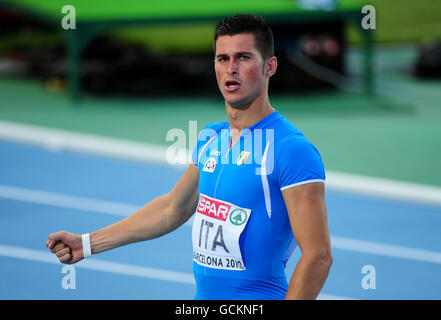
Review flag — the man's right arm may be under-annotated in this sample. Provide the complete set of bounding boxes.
[46,163,200,264]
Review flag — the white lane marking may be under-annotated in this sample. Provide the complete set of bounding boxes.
[0,120,187,169]
[0,244,195,285]
[1,120,441,206]
[332,236,441,265]
[0,184,195,227]
[0,184,138,217]
[2,184,441,264]
[0,243,353,299]
[326,171,441,207]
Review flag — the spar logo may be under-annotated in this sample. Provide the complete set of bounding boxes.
[229,209,248,226]
[197,195,231,221]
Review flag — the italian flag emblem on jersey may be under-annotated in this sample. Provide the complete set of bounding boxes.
[236,151,251,166]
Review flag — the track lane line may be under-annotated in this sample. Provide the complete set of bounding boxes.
[0,243,353,300]
[0,244,195,285]
[1,120,441,206]
[2,184,441,264]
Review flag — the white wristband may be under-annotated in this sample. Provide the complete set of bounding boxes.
[81,233,92,258]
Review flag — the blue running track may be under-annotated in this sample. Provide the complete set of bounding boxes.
[1,139,440,300]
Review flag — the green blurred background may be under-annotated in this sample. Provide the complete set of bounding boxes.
[2,0,441,53]
[0,0,440,187]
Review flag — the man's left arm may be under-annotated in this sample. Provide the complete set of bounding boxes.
[282,182,332,300]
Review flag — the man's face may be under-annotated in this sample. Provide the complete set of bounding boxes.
[214,33,270,109]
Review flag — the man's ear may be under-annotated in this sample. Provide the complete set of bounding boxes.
[265,56,278,78]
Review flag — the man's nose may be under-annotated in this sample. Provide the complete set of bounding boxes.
[227,59,239,75]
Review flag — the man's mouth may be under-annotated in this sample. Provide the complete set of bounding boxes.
[224,79,241,92]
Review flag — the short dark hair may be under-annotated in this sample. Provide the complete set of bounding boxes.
[214,14,274,60]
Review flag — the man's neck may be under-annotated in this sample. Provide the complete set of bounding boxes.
[226,95,274,133]
[225,94,274,149]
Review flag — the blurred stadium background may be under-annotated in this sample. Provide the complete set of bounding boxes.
[0,0,441,300]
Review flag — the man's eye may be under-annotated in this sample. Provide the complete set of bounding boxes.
[217,57,227,62]
[240,55,250,60]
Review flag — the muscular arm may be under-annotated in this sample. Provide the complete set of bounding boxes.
[90,163,199,254]
[47,163,199,263]
[282,182,332,300]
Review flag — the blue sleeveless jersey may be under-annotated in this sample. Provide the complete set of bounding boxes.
[191,111,325,300]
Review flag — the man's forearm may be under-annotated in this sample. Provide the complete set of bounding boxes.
[89,194,190,255]
[285,251,332,300]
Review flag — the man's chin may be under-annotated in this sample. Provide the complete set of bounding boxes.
[227,101,250,110]
[224,95,253,110]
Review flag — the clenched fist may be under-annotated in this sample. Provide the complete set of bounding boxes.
[46,231,84,264]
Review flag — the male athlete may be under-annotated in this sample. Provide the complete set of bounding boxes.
[46,14,332,300]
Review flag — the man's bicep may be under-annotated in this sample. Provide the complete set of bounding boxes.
[282,182,331,255]
[168,163,200,218]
